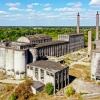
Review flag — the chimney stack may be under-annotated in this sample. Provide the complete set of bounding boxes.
[77,12,80,34]
[88,31,92,57]
[96,11,99,40]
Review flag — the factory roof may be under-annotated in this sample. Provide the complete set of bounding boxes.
[31,81,44,89]
[27,60,68,73]
[0,41,35,50]
[59,33,84,36]
[34,41,69,48]
[26,34,52,41]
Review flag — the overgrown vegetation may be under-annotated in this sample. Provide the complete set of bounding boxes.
[44,83,54,95]
[65,85,75,98]
[13,78,33,100]
[0,27,99,44]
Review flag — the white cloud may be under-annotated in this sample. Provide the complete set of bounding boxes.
[0,11,8,15]
[67,2,82,7]
[43,7,52,11]
[54,7,68,12]
[27,3,39,8]
[54,7,85,12]
[6,2,20,7]
[9,7,21,11]
[89,0,100,7]
[42,3,51,6]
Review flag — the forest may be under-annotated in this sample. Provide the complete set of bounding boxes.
[0,26,98,44]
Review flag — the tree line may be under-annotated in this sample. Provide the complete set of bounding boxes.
[0,27,98,44]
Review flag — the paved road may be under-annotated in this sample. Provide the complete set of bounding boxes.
[0,79,24,84]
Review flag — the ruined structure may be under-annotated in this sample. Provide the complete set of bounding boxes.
[17,34,52,43]
[91,11,100,80]
[27,60,69,93]
[0,13,84,93]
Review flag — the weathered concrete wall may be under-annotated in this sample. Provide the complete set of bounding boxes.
[14,50,28,79]
[6,49,14,72]
[91,51,100,79]
[0,47,6,69]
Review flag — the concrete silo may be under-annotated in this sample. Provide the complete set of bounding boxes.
[6,49,14,75]
[29,48,38,63]
[0,47,6,70]
[14,49,28,79]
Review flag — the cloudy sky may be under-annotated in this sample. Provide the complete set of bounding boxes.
[0,0,100,26]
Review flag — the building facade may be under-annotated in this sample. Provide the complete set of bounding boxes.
[27,60,69,93]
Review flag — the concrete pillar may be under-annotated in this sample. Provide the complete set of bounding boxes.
[88,31,92,57]
[54,74,56,94]
[58,73,60,90]
[61,70,64,88]
[77,12,80,34]
[65,69,66,86]
[96,11,99,40]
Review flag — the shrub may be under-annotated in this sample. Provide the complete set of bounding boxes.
[65,86,75,97]
[44,83,54,95]
[9,93,16,100]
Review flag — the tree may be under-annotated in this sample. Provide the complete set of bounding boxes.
[44,83,54,95]
[65,86,75,99]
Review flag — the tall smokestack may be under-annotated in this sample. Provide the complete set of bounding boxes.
[96,11,99,40]
[88,31,92,57]
[77,12,80,34]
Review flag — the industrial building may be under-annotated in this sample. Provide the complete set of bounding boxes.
[27,60,69,93]
[0,13,84,94]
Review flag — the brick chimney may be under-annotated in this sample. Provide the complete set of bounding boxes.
[77,12,80,34]
[96,11,99,40]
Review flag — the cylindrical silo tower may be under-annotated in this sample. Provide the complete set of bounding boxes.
[14,49,28,79]
[29,48,38,63]
[6,49,14,75]
[0,47,6,70]
[91,51,100,80]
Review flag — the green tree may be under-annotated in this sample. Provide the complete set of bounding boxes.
[44,83,54,95]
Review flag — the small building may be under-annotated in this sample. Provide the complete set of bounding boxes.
[27,60,69,93]
[31,81,45,94]
[17,34,52,44]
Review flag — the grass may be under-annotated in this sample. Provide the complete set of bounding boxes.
[69,64,94,82]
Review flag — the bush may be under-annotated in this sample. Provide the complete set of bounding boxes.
[65,86,75,97]
[44,83,54,95]
[9,93,16,100]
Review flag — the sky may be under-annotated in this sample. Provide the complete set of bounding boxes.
[0,0,100,26]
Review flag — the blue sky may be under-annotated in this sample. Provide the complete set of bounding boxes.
[0,0,100,26]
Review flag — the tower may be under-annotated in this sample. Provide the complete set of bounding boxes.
[77,12,80,34]
[96,11,99,40]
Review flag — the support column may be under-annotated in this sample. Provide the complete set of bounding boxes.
[61,70,64,88]
[77,12,80,34]
[88,31,92,57]
[65,69,66,86]
[96,11,99,40]
[58,73,60,90]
